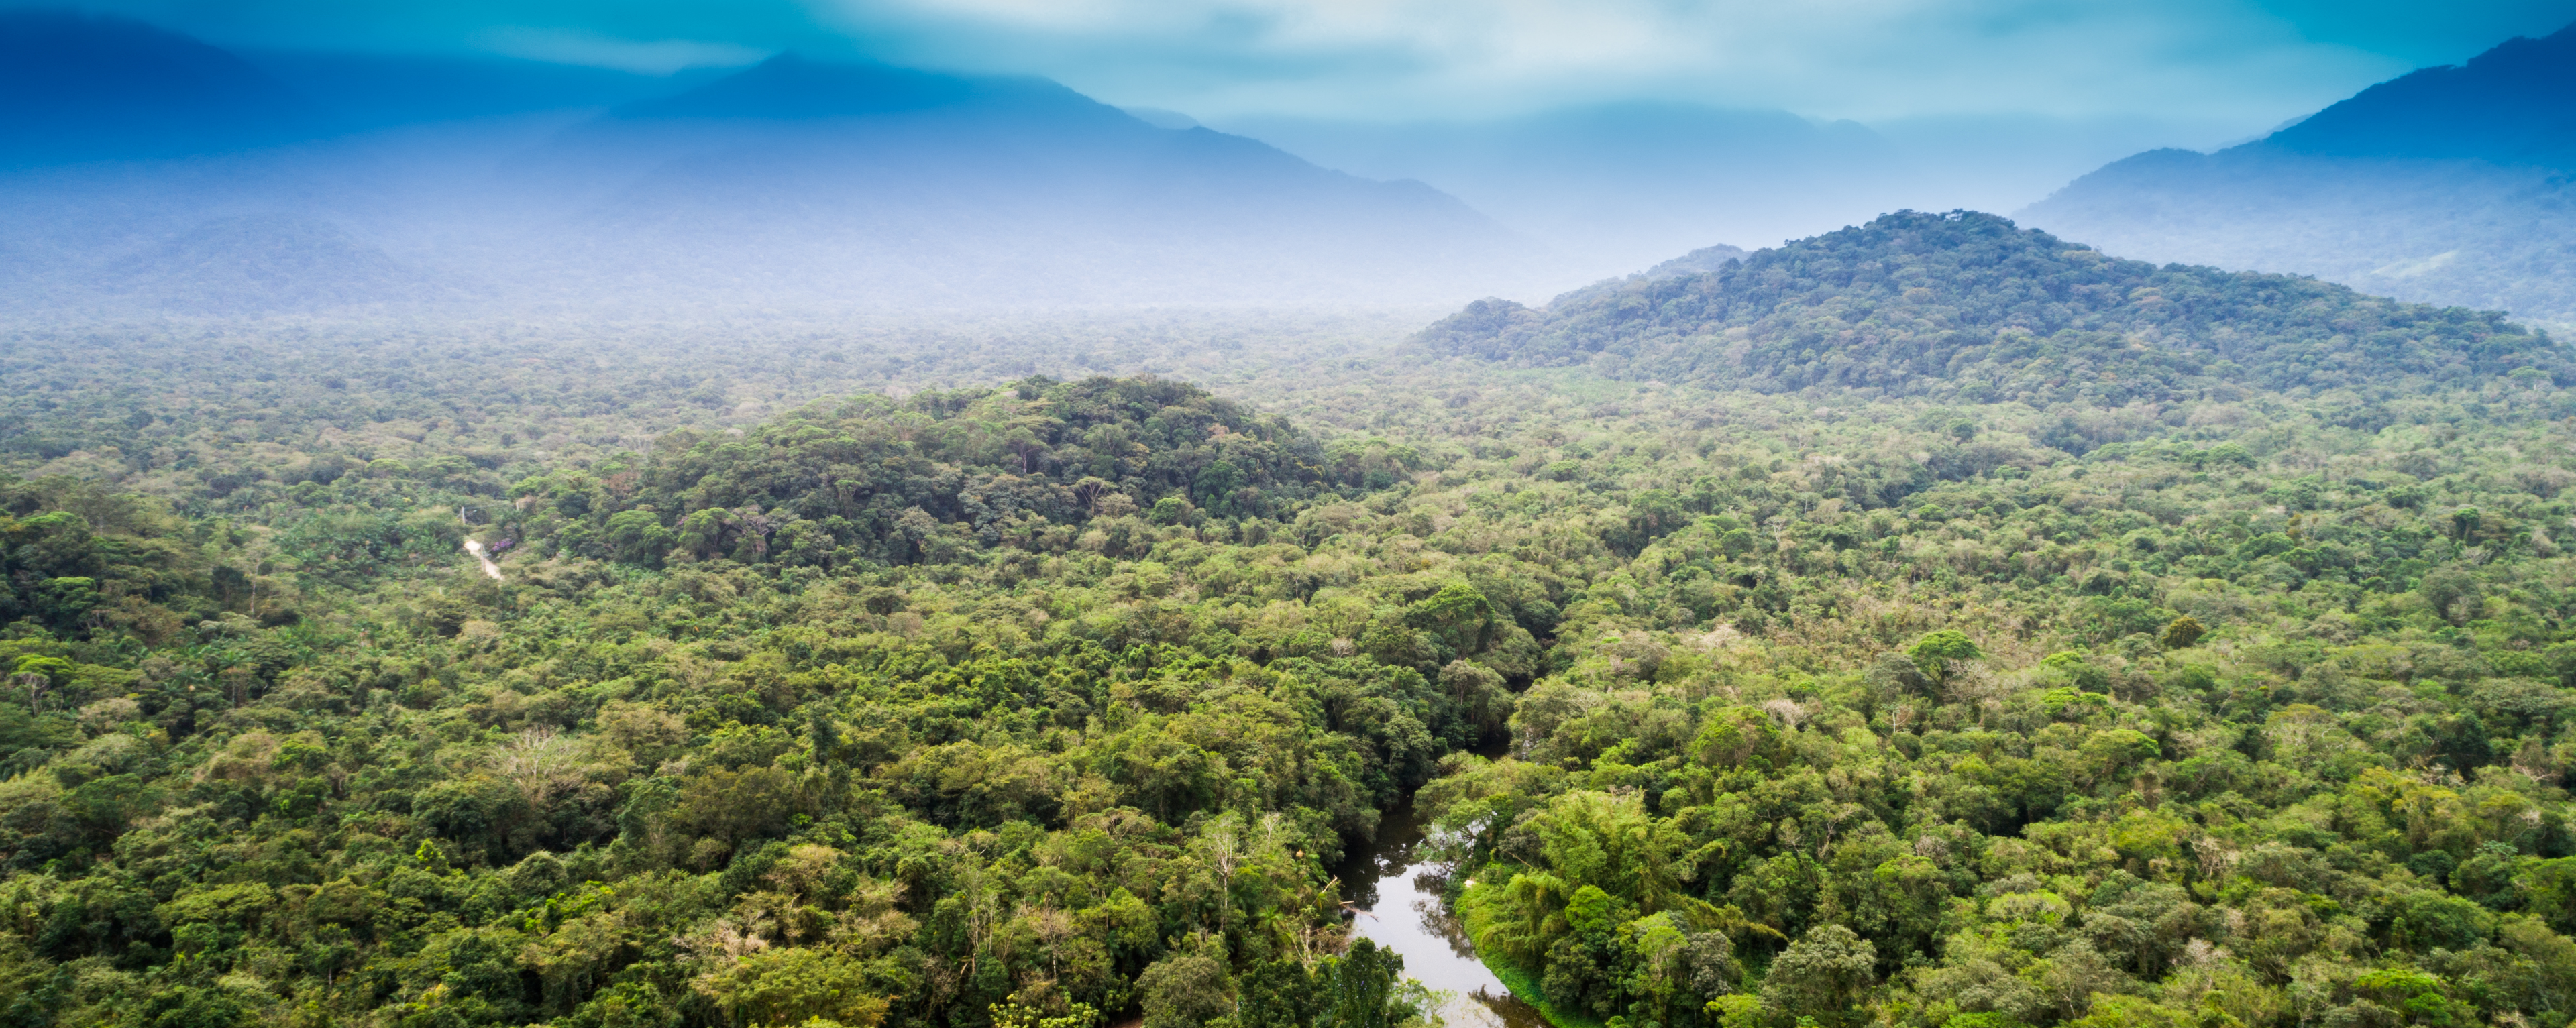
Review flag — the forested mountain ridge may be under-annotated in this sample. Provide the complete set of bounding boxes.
[1642,244,1752,280]
[1417,211,2562,402]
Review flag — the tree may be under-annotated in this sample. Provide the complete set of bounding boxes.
[1313,939,1421,1028]
[1762,924,1877,1027]
[1907,630,1984,687]
[1409,581,1501,659]
[603,509,674,566]
[2159,615,2206,650]
[1532,791,1688,911]
[1237,959,1322,1028]
[1138,941,1234,1028]
[2421,567,2485,625]
[692,948,890,1027]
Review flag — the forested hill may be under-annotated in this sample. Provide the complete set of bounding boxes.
[506,375,1391,569]
[1416,211,2564,402]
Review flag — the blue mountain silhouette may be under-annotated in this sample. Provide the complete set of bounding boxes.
[504,54,1543,307]
[2019,21,2576,325]
[0,8,322,164]
[1,31,1555,311]
[612,52,1085,122]
[2266,22,2576,168]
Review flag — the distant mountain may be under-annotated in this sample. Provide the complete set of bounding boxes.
[1,35,1559,313]
[0,8,323,164]
[606,53,1090,121]
[2266,23,2576,167]
[2019,22,2576,327]
[1226,103,1896,274]
[89,215,439,315]
[238,50,729,127]
[1415,211,2561,403]
[488,54,1556,308]
[1222,105,2236,283]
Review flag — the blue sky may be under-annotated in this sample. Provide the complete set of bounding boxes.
[54,0,2576,127]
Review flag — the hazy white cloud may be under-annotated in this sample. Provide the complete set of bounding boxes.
[818,0,2428,125]
[472,27,766,74]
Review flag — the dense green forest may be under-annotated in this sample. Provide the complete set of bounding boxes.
[7,219,2576,1028]
[1418,211,2562,402]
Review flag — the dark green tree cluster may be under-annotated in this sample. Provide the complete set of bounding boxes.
[504,376,1379,571]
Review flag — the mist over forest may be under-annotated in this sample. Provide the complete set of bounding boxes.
[7,6,2576,1028]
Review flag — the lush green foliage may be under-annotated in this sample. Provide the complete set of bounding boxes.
[0,345,1523,1028]
[1402,373,2576,1028]
[0,478,214,643]
[508,375,1390,571]
[1418,211,2561,402]
[3,276,2575,1028]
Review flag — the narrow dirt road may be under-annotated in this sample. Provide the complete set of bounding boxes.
[463,539,504,581]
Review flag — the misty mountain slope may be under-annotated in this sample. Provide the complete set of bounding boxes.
[239,49,727,127]
[0,36,1557,313]
[2267,22,2576,167]
[1415,210,2562,402]
[486,54,1554,308]
[1226,103,1897,274]
[0,9,323,164]
[0,116,543,318]
[2024,152,2576,327]
[2019,22,2576,327]
[0,201,455,317]
[1222,105,2239,284]
[87,215,442,315]
[607,52,1092,122]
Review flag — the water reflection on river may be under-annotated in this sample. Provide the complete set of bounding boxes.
[1339,799,1551,1028]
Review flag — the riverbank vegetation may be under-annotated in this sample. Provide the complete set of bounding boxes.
[3,221,2575,1028]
